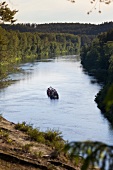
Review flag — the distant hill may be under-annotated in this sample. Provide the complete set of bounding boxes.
[1,22,113,35]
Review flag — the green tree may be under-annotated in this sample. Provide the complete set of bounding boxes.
[0,1,18,23]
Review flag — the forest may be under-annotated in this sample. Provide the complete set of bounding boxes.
[1,1,113,169]
[0,26,80,86]
[1,21,113,123]
[2,22,113,46]
[81,28,113,124]
[2,22,113,35]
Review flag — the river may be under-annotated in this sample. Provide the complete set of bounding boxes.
[0,55,113,145]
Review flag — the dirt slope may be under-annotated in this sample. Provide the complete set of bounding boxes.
[0,116,82,170]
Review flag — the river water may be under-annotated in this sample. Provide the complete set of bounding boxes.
[0,55,113,145]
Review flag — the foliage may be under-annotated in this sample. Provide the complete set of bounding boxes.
[0,129,9,139]
[15,122,65,150]
[87,0,113,14]
[81,28,113,123]
[65,141,113,170]
[2,22,113,36]
[104,84,113,112]
[68,0,113,14]
[0,128,12,144]
[0,26,80,83]
[0,1,17,23]
[22,143,33,153]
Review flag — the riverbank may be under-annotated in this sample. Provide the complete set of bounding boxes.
[0,115,100,170]
[0,115,80,170]
[80,28,113,126]
[1,56,111,144]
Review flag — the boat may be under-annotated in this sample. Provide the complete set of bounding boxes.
[47,87,59,99]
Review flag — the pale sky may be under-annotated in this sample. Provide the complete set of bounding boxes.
[6,0,113,24]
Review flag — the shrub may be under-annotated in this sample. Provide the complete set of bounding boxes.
[15,122,65,150]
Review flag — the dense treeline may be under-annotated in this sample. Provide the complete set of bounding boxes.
[1,22,113,35]
[81,28,113,124]
[1,21,113,123]
[2,22,113,46]
[0,26,80,85]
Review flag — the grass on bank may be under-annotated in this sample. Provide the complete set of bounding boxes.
[15,121,65,151]
[0,115,84,169]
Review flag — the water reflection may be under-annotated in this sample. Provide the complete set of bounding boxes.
[0,55,113,145]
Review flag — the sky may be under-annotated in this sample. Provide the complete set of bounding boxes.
[6,0,113,25]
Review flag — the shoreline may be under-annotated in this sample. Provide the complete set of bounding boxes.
[0,115,83,170]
